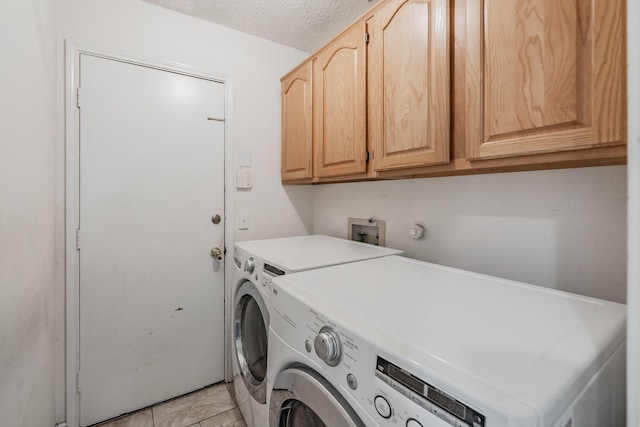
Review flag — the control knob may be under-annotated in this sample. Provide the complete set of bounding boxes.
[314,326,342,366]
[244,257,255,274]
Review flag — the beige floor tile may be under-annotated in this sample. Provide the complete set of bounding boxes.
[94,408,153,427]
[200,407,246,427]
[225,382,236,406]
[153,384,236,427]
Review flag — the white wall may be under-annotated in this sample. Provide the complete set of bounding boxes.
[313,166,627,303]
[58,0,312,242]
[0,1,58,426]
[626,0,639,423]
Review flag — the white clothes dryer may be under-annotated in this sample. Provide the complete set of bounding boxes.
[267,255,627,427]
[231,235,402,427]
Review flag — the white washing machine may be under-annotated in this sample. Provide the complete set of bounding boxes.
[267,255,627,427]
[231,235,402,427]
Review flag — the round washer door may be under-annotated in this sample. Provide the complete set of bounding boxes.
[269,367,365,427]
[234,280,269,404]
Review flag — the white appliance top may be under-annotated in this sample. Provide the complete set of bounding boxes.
[271,256,627,422]
[235,235,402,272]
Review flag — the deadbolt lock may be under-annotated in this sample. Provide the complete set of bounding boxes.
[211,214,221,224]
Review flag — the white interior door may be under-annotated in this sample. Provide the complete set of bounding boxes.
[78,54,225,426]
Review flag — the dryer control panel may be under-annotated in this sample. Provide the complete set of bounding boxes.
[375,357,485,427]
[234,245,288,295]
[287,303,491,427]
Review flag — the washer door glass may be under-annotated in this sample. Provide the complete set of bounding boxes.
[270,368,364,427]
[234,281,269,403]
[279,400,326,427]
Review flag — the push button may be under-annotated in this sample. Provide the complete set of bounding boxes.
[374,370,392,386]
[410,393,432,412]
[374,395,392,419]
[432,405,455,425]
[391,380,410,398]
[346,374,358,390]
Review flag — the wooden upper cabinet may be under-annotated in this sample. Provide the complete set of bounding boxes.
[280,0,626,184]
[368,0,450,172]
[313,22,368,178]
[464,0,626,160]
[281,61,313,182]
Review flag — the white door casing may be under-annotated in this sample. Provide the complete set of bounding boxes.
[73,52,226,426]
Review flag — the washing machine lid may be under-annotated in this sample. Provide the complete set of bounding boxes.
[271,256,627,422]
[235,235,402,273]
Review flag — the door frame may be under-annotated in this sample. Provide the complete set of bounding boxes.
[64,41,235,427]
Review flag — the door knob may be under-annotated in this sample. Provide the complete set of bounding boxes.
[210,247,223,261]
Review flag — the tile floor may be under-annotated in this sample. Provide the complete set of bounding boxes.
[94,383,247,427]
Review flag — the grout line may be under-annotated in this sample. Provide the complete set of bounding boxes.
[94,383,234,427]
[199,406,242,426]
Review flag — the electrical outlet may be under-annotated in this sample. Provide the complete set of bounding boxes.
[238,212,249,230]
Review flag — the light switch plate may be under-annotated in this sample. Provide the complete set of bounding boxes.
[236,169,252,189]
[238,150,252,168]
[238,212,249,230]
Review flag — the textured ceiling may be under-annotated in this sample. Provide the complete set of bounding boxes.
[142,0,380,53]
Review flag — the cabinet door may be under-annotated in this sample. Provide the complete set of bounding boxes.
[281,61,313,181]
[368,0,450,172]
[464,0,626,160]
[314,22,367,178]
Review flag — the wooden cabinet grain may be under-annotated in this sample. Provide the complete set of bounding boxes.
[281,61,313,182]
[461,0,626,161]
[313,22,368,179]
[367,0,450,172]
[280,0,626,184]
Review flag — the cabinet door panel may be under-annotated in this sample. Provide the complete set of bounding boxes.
[281,62,313,181]
[314,22,367,178]
[323,49,358,165]
[486,0,580,137]
[369,0,450,172]
[465,0,625,160]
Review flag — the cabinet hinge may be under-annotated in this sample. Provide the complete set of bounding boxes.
[365,149,370,163]
[76,229,81,250]
[365,32,370,45]
[76,87,81,108]
[76,370,81,393]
